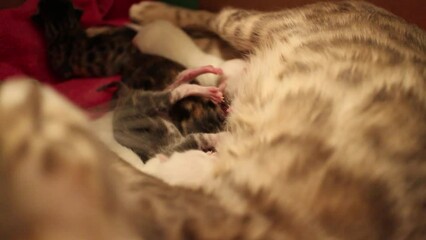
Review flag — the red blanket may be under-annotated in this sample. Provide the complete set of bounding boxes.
[0,0,143,110]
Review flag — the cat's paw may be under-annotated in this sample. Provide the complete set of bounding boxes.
[204,86,224,104]
[172,84,223,104]
[130,1,178,25]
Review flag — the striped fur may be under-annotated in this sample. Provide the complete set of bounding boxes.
[130,1,426,239]
[0,1,425,239]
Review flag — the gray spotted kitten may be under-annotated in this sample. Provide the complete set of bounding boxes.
[113,65,226,162]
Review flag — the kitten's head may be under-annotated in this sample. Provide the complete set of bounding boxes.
[170,97,228,135]
[32,0,83,38]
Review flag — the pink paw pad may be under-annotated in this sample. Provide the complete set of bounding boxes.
[204,86,223,104]
[172,84,223,104]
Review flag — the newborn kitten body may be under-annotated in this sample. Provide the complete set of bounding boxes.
[113,65,226,162]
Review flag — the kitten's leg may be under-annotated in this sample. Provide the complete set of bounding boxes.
[122,65,224,115]
[130,1,268,51]
[168,65,225,104]
[121,86,212,115]
[170,83,223,104]
[130,2,214,30]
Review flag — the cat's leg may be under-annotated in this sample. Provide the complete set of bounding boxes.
[132,20,224,70]
[112,123,158,162]
[121,65,224,116]
[132,20,224,86]
[167,65,222,89]
[130,1,269,51]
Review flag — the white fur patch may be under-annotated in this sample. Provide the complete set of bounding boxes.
[142,150,217,188]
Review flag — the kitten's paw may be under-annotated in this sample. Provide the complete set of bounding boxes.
[168,65,222,90]
[174,84,223,103]
[205,86,224,104]
[130,1,177,24]
[178,65,222,82]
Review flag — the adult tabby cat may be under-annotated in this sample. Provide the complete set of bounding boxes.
[1,1,426,240]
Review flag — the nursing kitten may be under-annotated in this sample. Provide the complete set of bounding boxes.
[2,1,426,240]
[113,65,226,162]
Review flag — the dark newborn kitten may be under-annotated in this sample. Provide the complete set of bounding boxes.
[113,65,226,162]
[32,0,181,90]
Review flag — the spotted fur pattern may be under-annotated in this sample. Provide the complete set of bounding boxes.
[1,1,425,239]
